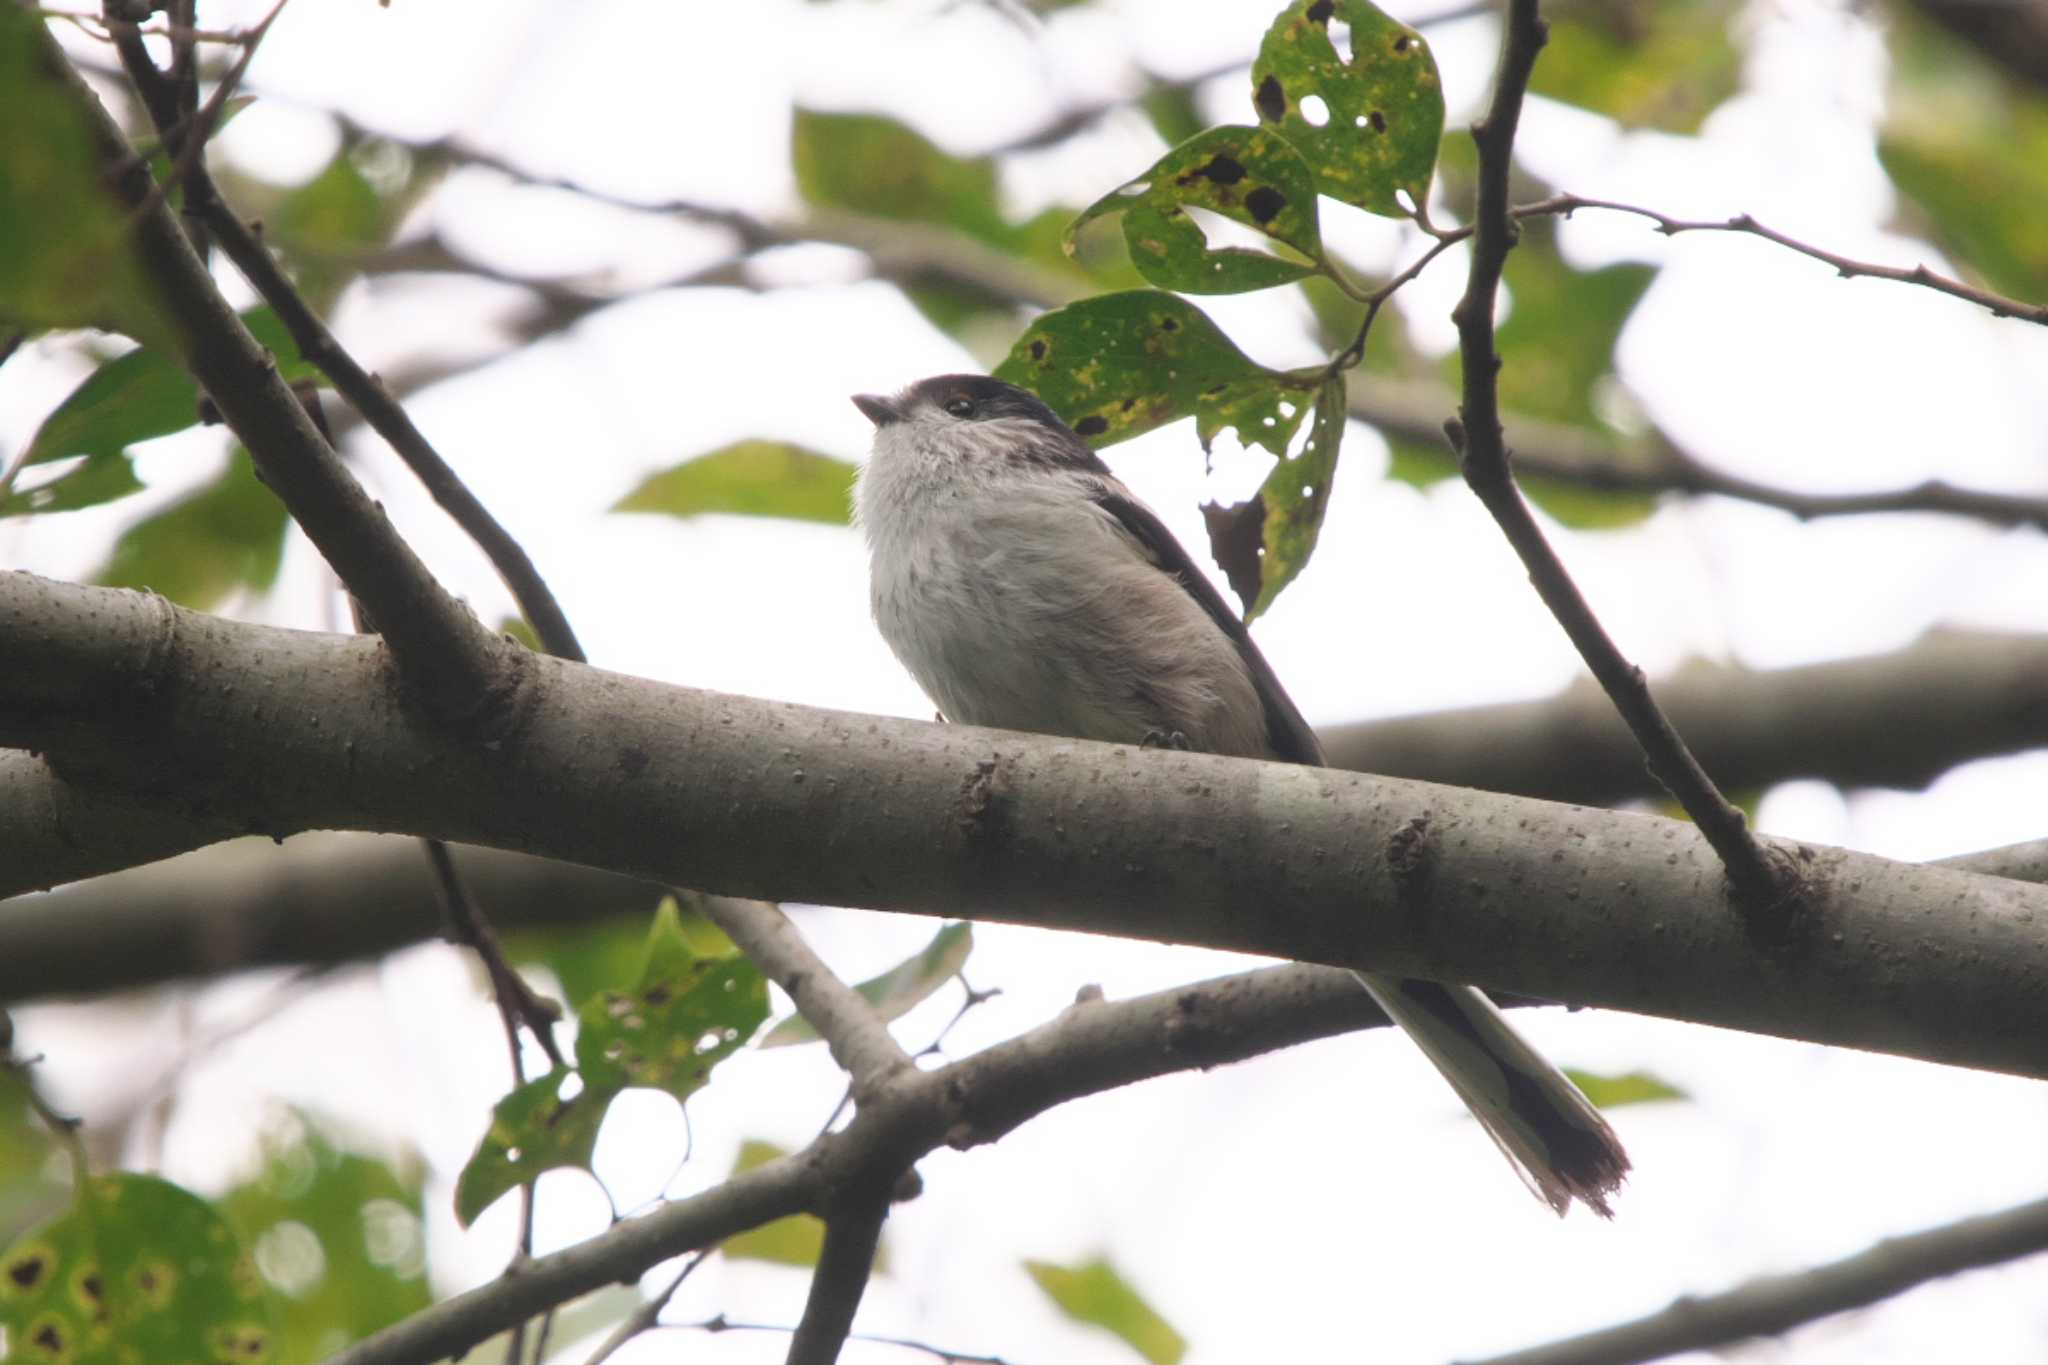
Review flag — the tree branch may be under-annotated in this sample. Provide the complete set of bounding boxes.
[1464,1191,2048,1365]
[1449,0,1795,916]
[6,573,2048,1077]
[788,1194,892,1365]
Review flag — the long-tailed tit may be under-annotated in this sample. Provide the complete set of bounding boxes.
[853,374,1628,1215]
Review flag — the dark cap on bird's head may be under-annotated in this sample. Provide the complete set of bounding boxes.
[852,374,1072,433]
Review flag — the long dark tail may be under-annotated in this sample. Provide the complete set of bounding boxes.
[1352,971,1630,1217]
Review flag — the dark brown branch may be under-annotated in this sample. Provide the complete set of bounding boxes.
[1464,1191,2048,1365]
[423,839,563,1067]
[1448,0,1795,917]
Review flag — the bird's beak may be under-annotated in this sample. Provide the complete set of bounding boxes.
[852,393,902,427]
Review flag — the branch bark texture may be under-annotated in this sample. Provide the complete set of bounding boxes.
[6,572,2048,1078]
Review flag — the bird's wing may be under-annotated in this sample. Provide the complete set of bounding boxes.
[1087,483,1326,766]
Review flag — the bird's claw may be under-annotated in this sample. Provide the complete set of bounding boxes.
[1140,729,1192,751]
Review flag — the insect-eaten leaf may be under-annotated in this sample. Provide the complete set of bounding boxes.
[762,922,973,1047]
[1251,0,1444,218]
[1070,126,1324,294]
[0,1172,280,1365]
[453,1067,609,1228]
[1201,375,1347,620]
[995,291,1317,456]
[1024,1256,1186,1365]
[93,449,291,609]
[1564,1068,1688,1109]
[572,897,768,1099]
[613,441,858,527]
[0,5,169,349]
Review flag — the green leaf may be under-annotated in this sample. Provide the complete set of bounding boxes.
[1490,223,1656,431]
[572,897,768,1098]
[1250,0,1444,217]
[1878,12,2048,303]
[0,1173,279,1365]
[93,449,291,609]
[1203,375,1348,621]
[1070,126,1324,294]
[1564,1068,1688,1109]
[1528,0,1741,135]
[762,922,973,1047]
[612,441,857,526]
[267,152,391,309]
[453,1067,610,1228]
[1381,434,1655,531]
[792,109,1012,244]
[721,1141,825,1269]
[0,1072,63,1254]
[0,453,144,519]
[1024,1257,1186,1365]
[995,291,1317,456]
[0,7,167,347]
[218,1118,428,1365]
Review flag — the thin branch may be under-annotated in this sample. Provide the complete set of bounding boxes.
[685,1314,1016,1365]
[1523,192,2048,328]
[788,1194,893,1365]
[423,839,563,1068]
[583,1248,714,1365]
[48,30,511,728]
[691,895,913,1101]
[1464,1191,2048,1365]
[1447,0,1796,918]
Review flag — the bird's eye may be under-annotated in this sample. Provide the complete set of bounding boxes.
[943,397,975,418]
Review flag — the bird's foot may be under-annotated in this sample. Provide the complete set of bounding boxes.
[1140,729,1192,751]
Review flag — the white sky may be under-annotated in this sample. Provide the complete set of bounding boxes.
[6,0,2048,1361]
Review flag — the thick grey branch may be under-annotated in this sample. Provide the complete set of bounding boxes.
[6,572,2048,1077]
[1465,1191,2048,1365]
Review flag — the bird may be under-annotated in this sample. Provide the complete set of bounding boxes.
[851,372,1628,1216]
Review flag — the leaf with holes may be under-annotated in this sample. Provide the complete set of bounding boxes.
[613,441,858,526]
[1025,1257,1186,1365]
[1204,375,1347,621]
[1250,0,1443,218]
[219,1117,428,1365]
[0,5,168,349]
[1070,126,1324,294]
[93,450,291,609]
[572,896,768,1099]
[762,922,973,1047]
[995,291,1317,456]
[0,1172,279,1365]
[453,1067,613,1227]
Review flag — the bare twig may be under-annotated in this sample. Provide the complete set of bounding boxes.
[1521,192,2048,327]
[1463,1191,2048,1365]
[1447,0,1795,918]
[582,1248,715,1365]
[685,1313,1016,1365]
[424,839,564,1069]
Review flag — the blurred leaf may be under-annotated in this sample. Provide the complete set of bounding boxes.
[1529,0,1742,134]
[1070,127,1324,294]
[1381,435,1654,530]
[721,1141,825,1268]
[1489,221,1656,430]
[93,449,290,609]
[0,453,144,519]
[1138,85,1208,149]
[572,897,767,1098]
[0,6,167,348]
[497,616,542,651]
[1564,1068,1688,1109]
[268,152,390,309]
[613,441,857,526]
[793,109,1012,243]
[1024,1256,1186,1365]
[1879,12,2048,302]
[995,290,1317,455]
[1250,0,1443,217]
[219,1118,428,1365]
[0,1073,61,1251]
[763,922,973,1047]
[1203,375,1347,621]
[0,1172,279,1364]
[453,1067,608,1227]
